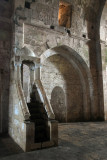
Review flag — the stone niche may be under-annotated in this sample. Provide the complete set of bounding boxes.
[58,1,72,28]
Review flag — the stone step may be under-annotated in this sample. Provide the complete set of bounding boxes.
[27,102,43,108]
[34,119,46,126]
[30,114,48,121]
[35,129,49,143]
[30,113,43,119]
[28,107,46,114]
[27,85,50,143]
[35,125,46,132]
[35,136,48,143]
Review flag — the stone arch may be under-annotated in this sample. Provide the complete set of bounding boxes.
[40,45,94,121]
[14,45,36,57]
[21,46,36,57]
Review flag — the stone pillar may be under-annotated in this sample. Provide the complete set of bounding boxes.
[0,71,2,133]
[35,66,40,80]
[30,66,35,85]
[49,120,58,146]
[16,62,22,82]
[88,40,104,120]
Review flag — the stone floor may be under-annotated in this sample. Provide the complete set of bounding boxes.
[1,122,107,160]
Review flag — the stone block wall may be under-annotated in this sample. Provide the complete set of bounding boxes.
[0,0,105,153]
[41,54,83,122]
[30,0,59,26]
[13,0,105,122]
[22,64,30,102]
[24,24,89,66]
[14,0,105,49]
[0,0,105,135]
[0,0,13,133]
[100,1,107,120]
[9,81,35,151]
[9,82,27,150]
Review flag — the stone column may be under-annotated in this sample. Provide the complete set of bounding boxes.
[30,66,35,86]
[88,40,104,120]
[35,65,40,80]
[0,71,2,133]
[16,62,22,82]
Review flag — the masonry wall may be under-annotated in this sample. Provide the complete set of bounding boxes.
[13,0,106,122]
[22,64,30,102]
[24,24,89,66]
[0,0,13,133]
[100,0,107,120]
[41,54,83,122]
[9,81,27,150]
[0,0,105,142]
[1,0,104,138]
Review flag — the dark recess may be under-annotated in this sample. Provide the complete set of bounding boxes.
[82,34,86,38]
[50,25,55,29]
[25,2,31,9]
[91,26,94,29]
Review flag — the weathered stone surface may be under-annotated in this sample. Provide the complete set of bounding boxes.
[1,122,107,160]
[24,24,89,65]
[41,55,83,122]
[100,1,107,120]
[0,0,12,133]
[58,1,71,28]
[0,0,106,154]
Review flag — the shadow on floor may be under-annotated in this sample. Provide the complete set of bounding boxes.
[0,122,107,160]
[0,134,23,158]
